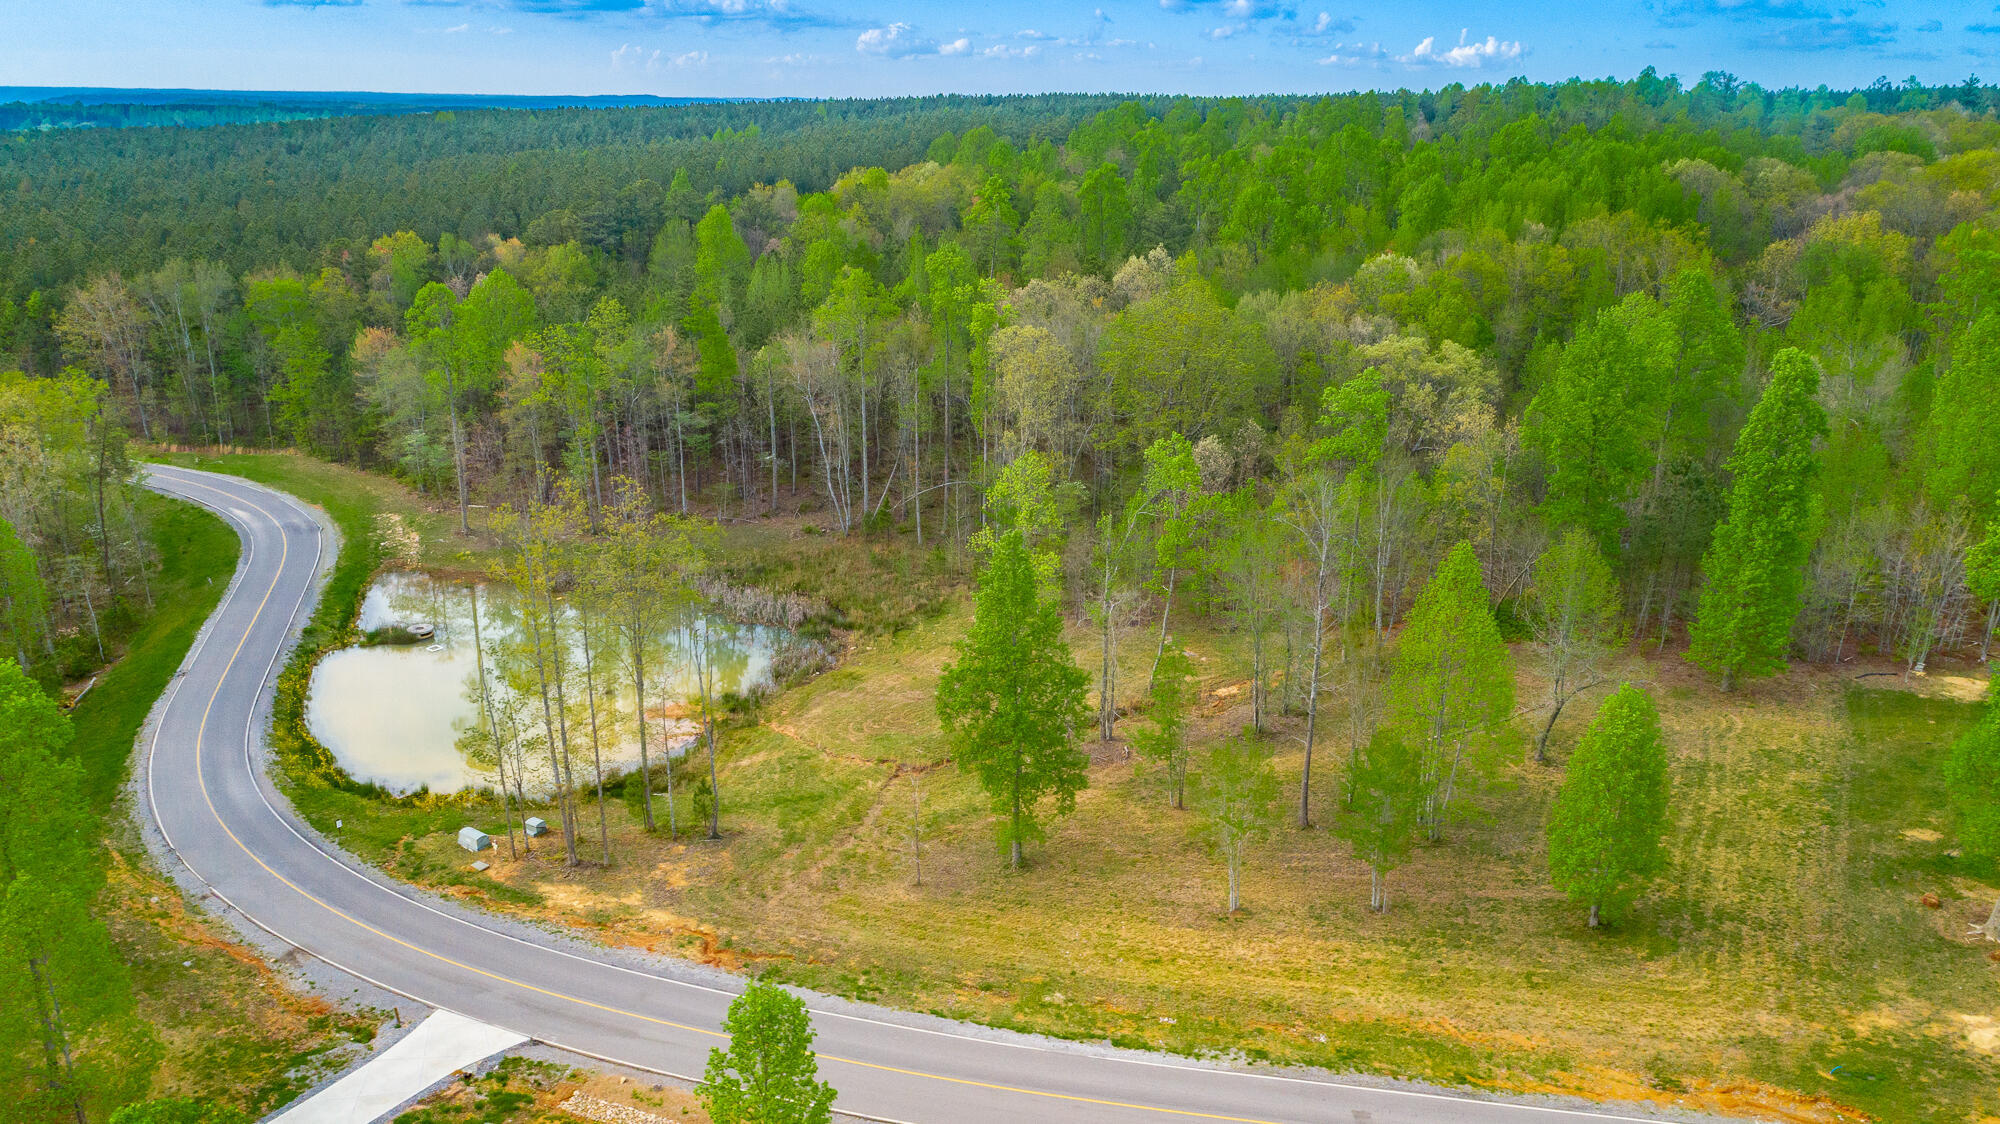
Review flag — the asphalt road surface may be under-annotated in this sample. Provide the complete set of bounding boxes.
[141,464,1713,1124]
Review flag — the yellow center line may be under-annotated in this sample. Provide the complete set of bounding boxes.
[159,468,1286,1124]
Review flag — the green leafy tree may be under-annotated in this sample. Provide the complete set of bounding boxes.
[0,658,157,1121]
[0,516,50,674]
[1332,729,1423,913]
[936,531,1092,868]
[1132,641,1195,809]
[1928,312,2000,527]
[1546,684,1671,928]
[1967,502,2000,664]
[1137,433,1203,689]
[970,451,1075,587]
[1388,541,1514,841]
[1097,282,1275,453]
[697,980,836,1124]
[1687,348,1828,689]
[1948,693,2000,863]
[406,282,475,533]
[1192,732,1281,913]
[1525,293,1674,555]
[1077,162,1131,269]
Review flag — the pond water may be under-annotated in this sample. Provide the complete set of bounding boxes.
[305,571,788,794]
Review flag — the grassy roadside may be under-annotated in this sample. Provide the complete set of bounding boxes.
[131,450,2000,1122]
[64,489,379,1117]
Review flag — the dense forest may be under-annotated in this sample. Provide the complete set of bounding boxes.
[0,87,721,132]
[7,73,1999,694]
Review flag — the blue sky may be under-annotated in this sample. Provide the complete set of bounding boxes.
[5,1,1992,98]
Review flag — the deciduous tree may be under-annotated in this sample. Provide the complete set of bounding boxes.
[1547,684,1670,928]
[1527,529,1621,761]
[698,980,836,1124]
[1192,732,1280,913]
[1332,729,1423,913]
[1388,542,1514,840]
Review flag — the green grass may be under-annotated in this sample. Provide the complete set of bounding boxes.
[68,492,239,806]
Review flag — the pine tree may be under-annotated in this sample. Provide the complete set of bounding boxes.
[1387,541,1514,841]
[697,979,836,1124]
[936,531,1092,868]
[1687,348,1828,690]
[1547,684,1670,928]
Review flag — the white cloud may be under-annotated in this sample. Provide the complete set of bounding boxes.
[1299,11,1356,36]
[1400,28,1523,67]
[1317,40,1386,64]
[856,22,909,53]
[982,42,1043,58]
[613,42,683,71]
[939,37,971,55]
[1017,28,1052,39]
[444,22,470,33]
[858,21,940,56]
[1209,24,1239,39]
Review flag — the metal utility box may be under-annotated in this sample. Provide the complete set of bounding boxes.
[523,817,549,837]
[457,826,493,852]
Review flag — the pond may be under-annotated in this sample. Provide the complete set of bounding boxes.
[305,571,790,795]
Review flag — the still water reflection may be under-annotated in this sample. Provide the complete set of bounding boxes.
[306,571,786,794]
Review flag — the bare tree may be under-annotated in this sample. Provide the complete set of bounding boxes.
[1527,529,1621,762]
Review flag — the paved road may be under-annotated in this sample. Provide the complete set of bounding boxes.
[141,464,1710,1124]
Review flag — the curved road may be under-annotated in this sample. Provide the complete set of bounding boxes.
[141,464,1704,1124]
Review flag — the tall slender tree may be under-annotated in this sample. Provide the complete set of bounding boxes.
[1688,348,1827,690]
[1388,541,1514,841]
[936,531,1091,868]
[1527,529,1621,762]
[1192,732,1280,913]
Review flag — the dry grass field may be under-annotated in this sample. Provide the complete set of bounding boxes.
[336,603,2000,1123]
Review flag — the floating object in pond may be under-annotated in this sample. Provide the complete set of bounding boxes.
[523,817,549,837]
[407,623,434,640]
[426,644,445,653]
[457,826,493,852]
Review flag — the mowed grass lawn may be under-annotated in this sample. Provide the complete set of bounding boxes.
[144,452,2000,1121]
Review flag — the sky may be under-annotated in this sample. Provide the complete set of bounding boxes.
[4,0,1994,99]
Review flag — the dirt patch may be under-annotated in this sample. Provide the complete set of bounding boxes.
[1523,1068,1865,1123]
[106,849,333,1020]
[375,512,421,566]
[1902,828,1944,842]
